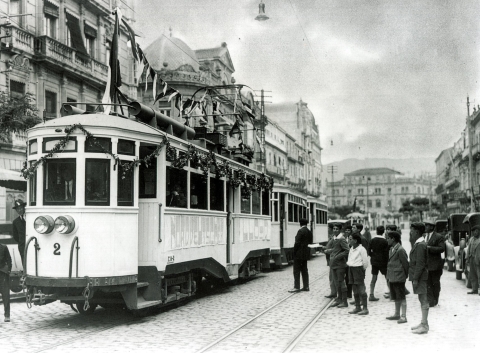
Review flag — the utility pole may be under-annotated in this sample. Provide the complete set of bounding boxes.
[467,96,476,212]
[254,89,271,174]
[327,165,337,213]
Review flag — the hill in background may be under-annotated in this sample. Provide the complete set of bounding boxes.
[324,158,435,181]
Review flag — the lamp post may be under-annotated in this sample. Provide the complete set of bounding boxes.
[364,176,371,226]
[467,96,476,212]
[328,165,337,213]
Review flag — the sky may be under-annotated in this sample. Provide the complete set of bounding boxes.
[133,0,480,165]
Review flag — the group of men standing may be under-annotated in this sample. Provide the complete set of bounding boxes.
[320,220,446,334]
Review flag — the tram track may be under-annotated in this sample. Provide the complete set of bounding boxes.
[196,269,331,353]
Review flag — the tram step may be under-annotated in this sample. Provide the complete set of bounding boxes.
[136,299,163,310]
[137,282,149,288]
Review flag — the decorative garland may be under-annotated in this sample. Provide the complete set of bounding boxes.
[21,123,275,192]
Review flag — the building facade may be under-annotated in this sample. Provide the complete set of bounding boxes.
[327,167,435,226]
[0,0,136,223]
[435,105,480,214]
[265,100,324,198]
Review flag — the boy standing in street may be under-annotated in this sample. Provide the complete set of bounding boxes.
[409,222,430,334]
[368,225,389,301]
[386,231,409,323]
[329,223,350,308]
[347,233,369,315]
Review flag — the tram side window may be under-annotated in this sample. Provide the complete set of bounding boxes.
[210,177,224,211]
[86,159,110,206]
[241,188,251,214]
[44,159,76,205]
[190,172,207,209]
[316,210,321,224]
[166,167,187,208]
[118,161,134,206]
[261,190,269,215]
[139,146,157,198]
[288,202,293,222]
[272,199,278,221]
[252,191,261,215]
[29,161,37,206]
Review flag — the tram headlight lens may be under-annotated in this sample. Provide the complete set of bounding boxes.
[54,215,75,234]
[34,216,55,234]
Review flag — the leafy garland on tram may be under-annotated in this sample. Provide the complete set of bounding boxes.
[20,124,274,195]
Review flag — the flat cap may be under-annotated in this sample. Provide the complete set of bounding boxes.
[410,222,425,229]
[471,225,480,231]
[423,219,435,226]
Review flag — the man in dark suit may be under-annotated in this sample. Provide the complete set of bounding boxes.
[368,225,389,301]
[12,199,26,267]
[288,218,313,293]
[0,242,12,322]
[424,220,445,307]
[409,222,429,334]
[324,223,337,298]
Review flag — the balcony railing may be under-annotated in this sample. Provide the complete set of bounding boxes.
[35,36,108,82]
[7,26,35,54]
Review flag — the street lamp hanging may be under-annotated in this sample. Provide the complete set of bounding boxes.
[255,1,269,21]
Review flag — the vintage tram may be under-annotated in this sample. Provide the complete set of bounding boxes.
[22,102,272,313]
[269,186,328,266]
[449,213,469,280]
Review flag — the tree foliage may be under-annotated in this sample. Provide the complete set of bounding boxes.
[331,205,361,219]
[0,92,40,142]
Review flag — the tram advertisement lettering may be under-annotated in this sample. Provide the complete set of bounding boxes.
[168,215,226,249]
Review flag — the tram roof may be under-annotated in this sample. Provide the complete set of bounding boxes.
[29,114,158,136]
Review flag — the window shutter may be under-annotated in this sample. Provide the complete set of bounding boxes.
[65,12,88,55]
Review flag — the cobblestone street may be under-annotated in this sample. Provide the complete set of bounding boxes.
[1,231,479,353]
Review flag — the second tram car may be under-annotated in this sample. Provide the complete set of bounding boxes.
[22,102,272,313]
[270,185,328,266]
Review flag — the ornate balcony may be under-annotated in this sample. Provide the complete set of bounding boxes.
[34,36,108,86]
[6,26,35,55]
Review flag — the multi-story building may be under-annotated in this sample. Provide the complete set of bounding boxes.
[327,167,435,226]
[435,104,480,214]
[0,0,136,223]
[266,100,324,197]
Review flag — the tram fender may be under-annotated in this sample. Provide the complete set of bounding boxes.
[138,266,162,301]
[238,248,271,270]
[120,284,138,310]
[164,258,230,283]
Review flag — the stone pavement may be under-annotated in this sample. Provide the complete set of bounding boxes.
[0,230,479,353]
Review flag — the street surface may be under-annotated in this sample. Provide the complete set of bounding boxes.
[0,230,479,353]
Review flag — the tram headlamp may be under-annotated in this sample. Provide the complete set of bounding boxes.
[54,215,75,234]
[34,215,55,234]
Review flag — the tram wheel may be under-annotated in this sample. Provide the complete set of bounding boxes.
[76,302,98,315]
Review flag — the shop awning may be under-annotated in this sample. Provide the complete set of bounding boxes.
[0,168,27,191]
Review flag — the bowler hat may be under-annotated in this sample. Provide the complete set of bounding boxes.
[12,199,26,209]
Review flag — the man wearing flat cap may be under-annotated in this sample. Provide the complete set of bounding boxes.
[12,199,26,267]
[409,222,430,334]
[424,220,445,307]
[466,225,480,295]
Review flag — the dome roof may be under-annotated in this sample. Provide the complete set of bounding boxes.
[143,36,199,72]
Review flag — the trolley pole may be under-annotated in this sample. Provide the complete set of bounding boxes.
[467,96,476,212]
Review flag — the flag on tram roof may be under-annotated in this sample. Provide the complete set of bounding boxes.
[101,8,122,115]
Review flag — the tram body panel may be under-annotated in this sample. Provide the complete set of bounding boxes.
[160,212,228,270]
[25,209,138,278]
[230,215,270,266]
[313,224,328,245]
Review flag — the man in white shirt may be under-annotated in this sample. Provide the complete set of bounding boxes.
[346,233,369,315]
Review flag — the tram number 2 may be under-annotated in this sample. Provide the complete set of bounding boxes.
[53,243,61,255]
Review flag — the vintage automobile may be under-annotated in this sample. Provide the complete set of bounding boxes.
[448,214,469,280]
[434,219,453,271]
[462,213,480,288]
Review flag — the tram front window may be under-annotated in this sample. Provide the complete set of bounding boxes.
[86,159,110,206]
[118,161,134,206]
[44,159,76,205]
[261,190,269,215]
[241,188,251,214]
